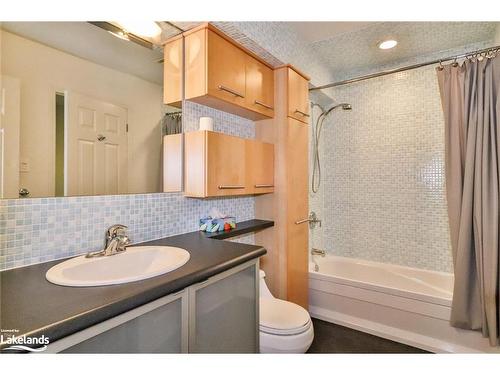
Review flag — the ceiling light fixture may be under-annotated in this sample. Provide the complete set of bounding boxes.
[116,21,162,38]
[89,22,155,50]
[108,30,129,41]
[378,40,398,50]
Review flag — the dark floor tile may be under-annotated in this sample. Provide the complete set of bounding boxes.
[307,318,429,354]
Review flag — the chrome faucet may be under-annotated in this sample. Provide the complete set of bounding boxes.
[310,248,325,272]
[86,224,131,258]
[311,248,326,257]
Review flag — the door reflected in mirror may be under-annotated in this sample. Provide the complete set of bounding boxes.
[0,21,183,198]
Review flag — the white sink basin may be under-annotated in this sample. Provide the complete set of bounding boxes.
[46,246,190,287]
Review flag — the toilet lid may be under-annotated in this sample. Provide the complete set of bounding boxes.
[260,298,311,335]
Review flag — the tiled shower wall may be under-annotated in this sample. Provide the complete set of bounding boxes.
[309,40,497,273]
[311,64,454,272]
[0,101,255,271]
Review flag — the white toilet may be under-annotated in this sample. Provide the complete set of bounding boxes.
[259,270,314,353]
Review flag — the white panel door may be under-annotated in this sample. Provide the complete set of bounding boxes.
[0,75,21,199]
[66,92,128,196]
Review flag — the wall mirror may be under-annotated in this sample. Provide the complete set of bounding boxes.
[0,21,185,199]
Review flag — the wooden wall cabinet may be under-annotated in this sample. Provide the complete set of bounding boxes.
[287,67,310,123]
[183,24,274,121]
[245,55,275,118]
[184,131,246,198]
[183,131,274,198]
[163,134,183,192]
[246,140,274,195]
[255,65,310,309]
[206,30,247,108]
[163,35,184,108]
[285,117,309,306]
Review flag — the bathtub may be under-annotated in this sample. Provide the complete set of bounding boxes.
[309,255,499,353]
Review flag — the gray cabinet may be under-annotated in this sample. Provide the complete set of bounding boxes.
[63,297,185,353]
[46,290,188,353]
[46,259,259,353]
[189,261,259,353]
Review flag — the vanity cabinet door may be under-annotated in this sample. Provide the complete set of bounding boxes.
[53,291,188,353]
[188,261,259,353]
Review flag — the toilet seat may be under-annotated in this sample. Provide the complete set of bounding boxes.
[259,298,312,336]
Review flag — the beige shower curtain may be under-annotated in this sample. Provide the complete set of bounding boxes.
[437,55,500,346]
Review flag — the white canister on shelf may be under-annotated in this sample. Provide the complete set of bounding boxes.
[199,117,214,131]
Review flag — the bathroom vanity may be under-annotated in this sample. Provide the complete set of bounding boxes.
[51,260,258,353]
[0,220,273,354]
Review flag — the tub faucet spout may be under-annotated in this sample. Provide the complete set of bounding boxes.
[311,248,326,257]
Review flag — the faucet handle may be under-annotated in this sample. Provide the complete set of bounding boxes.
[116,234,131,252]
[107,224,128,238]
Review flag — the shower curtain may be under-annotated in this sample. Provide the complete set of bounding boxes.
[437,54,500,346]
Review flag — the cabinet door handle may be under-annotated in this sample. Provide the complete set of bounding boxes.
[218,185,245,190]
[218,85,245,99]
[295,218,311,225]
[254,100,274,110]
[294,109,310,118]
[255,184,274,188]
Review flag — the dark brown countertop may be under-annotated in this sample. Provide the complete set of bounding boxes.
[0,219,273,350]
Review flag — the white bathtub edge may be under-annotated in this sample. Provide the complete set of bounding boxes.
[309,305,482,354]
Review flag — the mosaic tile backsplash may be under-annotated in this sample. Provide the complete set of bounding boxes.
[0,101,256,271]
[310,62,455,272]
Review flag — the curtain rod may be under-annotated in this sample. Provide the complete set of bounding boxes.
[309,44,500,91]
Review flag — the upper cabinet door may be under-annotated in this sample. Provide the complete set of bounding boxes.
[206,30,246,107]
[246,139,274,195]
[205,131,247,197]
[245,56,274,117]
[287,68,310,123]
[182,24,274,120]
[163,36,183,107]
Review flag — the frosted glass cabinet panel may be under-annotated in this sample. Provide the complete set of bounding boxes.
[189,262,258,353]
[59,293,187,353]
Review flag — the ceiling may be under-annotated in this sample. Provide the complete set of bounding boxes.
[3,22,498,88]
[1,22,168,84]
[286,22,376,43]
[290,22,499,81]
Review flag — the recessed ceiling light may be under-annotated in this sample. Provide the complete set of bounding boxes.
[378,40,398,50]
